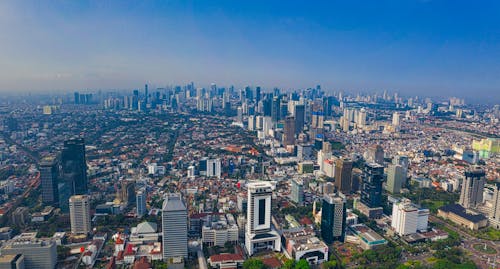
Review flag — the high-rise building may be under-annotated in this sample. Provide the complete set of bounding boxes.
[136,188,147,217]
[245,181,281,256]
[489,183,500,229]
[294,104,305,134]
[321,193,346,244]
[61,138,88,195]
[69,195,91,235]
[40,156,59,207]
[283,116,296,146]
[0,254,25,269]
[206,159,222,178]
[366,145,384,165]
[290,178,304,205]
[334,158,353,194]
[392,112,400,127]
[360,163,384,208]
[459,168,486,209]
[386,164,404,194]
[162,193,188,259]
[1,235,56,269]
[391,199,429,236]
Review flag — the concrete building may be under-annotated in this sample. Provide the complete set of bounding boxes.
[245,181,281,256]
[283,228,328,264]
[391,199,429,236]
[39,156,59,207]
[206,159,222,178]
[11,207,29,228]
[438,204,488,231]
[1,235,56,269]
[202,214,239,247]
[162,193,188,259]
[69,195,91,235]
[0,254,25,269]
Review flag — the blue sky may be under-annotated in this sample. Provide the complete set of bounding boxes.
[0,1,499,102]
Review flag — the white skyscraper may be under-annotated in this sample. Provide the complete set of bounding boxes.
[248,115,255,131]
[206,159,222,178]
[69,195,91,235]
[162,193,188,259]
[391,199,429,236]
[392,112,400,127]
[245,181,281,256]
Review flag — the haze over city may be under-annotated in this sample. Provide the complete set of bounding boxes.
[1,0,499,103]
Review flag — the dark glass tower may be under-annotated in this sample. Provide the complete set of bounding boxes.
[294,104,305,134]
[360,162,384,208]
[62,138,88,195]
[40,156,60,206]
[321,193,346,244]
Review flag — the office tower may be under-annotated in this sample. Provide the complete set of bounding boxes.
[280,100,288,120]
[291,178,304,205]
[322,141,332,153]
[393,155,409,175]
[245,181,281,256]
[283,116,296,146]
[323,182,335,195]
[11,207,29,227]
[367,145,384,165]
[40,156,59,206]
[236,107,243,123]
[118,180,136,206]
[136,188,147,217]
[1,237,56,269]
[294,104,305,134]
[255,86,261,104]
[392,112,400,127]
[162,193,188,259]
[69,195,91,235]
[206,159,221,178]
[262,116,272,136]
[271,96,280,122]
[61,138,88,195]
[248,115,255,131]
[321,193,346,244]
[459,168,486,209]
[386,164,404,194]
[334,158,353,194]
[360,163,384,208]
[74,92,80,104]
[391,199,429,236]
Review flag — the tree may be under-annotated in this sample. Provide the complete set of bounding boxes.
[282,259,295,269]
[295,259,310,269]
[243,258,267,269]
[322,260,337,269]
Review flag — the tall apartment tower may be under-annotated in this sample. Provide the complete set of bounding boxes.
[386,164,404,194]
[245,181,281,256]
[459,168,486,209]
[321,193,346,244]
[360,162,384,208]
[61,138,88,195]
[69,195,91,235]
[40,156,59,206]
[290,178,304,205]
[162,193,188,259]
[334,158,353,194]
[489,183,500,229]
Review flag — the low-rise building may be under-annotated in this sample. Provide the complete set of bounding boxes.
[437,204,488,230]
[202,214,238,247]
[283,228,328,265]
[346,224,387,250]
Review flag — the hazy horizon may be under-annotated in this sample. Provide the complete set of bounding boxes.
[1,1,499,103]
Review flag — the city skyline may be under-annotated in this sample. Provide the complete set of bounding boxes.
[1,1,499,103]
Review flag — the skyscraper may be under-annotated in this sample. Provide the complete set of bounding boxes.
[459,168,486,209]
[283,116,296,146]
[291,178,304,205]
[334,158,353,194]
[40,156,59,207]
[136,188,147,217]
[489,183,500,229]
[69,195,91,235]
[294,104,305,134]
[321,193,346,244]
[61,138,88,195]
[245,181,281,256]
[1,236,56,269]
[391,199,429,236]
[162,193,188,259]
[360,163,384,208]
[367,145,384,165]
[386,164,404,194]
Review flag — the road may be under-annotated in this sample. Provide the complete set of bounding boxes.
[430,215,499,269]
